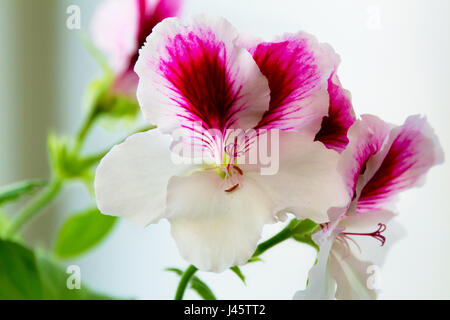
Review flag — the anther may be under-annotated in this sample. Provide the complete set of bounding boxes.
[232,165,243,175]
[225,184,239,193]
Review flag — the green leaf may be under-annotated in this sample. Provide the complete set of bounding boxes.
[54,208,117,259]
[165,268,217,300]
[0,180,46,206]
[0,210,21,242]
[0,239,113,299]
[0,210,9,238]
[230,266,246,285]
[35,252,111,300]
[0,239,42,299]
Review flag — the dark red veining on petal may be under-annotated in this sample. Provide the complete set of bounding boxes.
[357,117,435,212]
[160,31,243,133]
[342,223,386,246]
[315,74,355,153]
[250,38,321,130]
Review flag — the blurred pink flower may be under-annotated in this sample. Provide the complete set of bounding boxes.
[91,0,183,97]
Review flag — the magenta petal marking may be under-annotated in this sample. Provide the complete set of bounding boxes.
[160,31,243,133]
[357,116,443,212]
[249,36,326,130]
[315,73,356,153]
[339,115,392,199]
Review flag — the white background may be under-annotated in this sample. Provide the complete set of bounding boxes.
[1,0,449,299]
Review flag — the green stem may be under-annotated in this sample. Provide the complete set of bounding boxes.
[174,265,198,300]
[251,224,293,258]
[173,220,303,300]
[72,108,98,155]
[5,178,63,238]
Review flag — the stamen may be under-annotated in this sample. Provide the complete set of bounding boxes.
[342,223,387,246]
[225,184,239,193]
[339,234,362,254]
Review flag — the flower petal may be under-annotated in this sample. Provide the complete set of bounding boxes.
[293,230,338,300]
[339,115,393,199]
[94,130,190,227]
[244,132,350,223]
[248,32,339,134]
[135,15,270,141]
[357,115,444,213]
[112,70,140,98]
[166,170,275,272]
[328,240,377,300]
[149,0,184,25]
[134,0,184,68]
[91,0,139,74]
[314,72,356,153]
[341,211,406,267]
[93,0,184,97]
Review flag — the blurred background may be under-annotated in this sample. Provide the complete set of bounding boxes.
[1,0,449,299]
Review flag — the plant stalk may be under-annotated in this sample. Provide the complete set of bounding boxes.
[174,264,198,300]
[251,224,293,258]
[5,178,63,238]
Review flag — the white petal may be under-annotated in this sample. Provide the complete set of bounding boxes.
[245,132,350,223]
[166,170,275,272]
[341,209,394,231]
[328,240,377,300]
[94,130,191,227]
[293,231,337,300]
[341,211,406,267]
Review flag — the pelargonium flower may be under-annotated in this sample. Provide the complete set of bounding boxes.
[295,115,444,299]
[94,15,350,272]
[91,0,183,96]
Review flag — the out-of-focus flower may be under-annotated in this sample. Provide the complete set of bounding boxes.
[295,115,444,299]
[91,0,183,97]
[94,15,349,272]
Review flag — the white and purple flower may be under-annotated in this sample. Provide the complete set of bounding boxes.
[94,15,351,272]
[295,114,444,300]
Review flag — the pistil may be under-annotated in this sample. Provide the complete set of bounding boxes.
[342,223,387,246]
